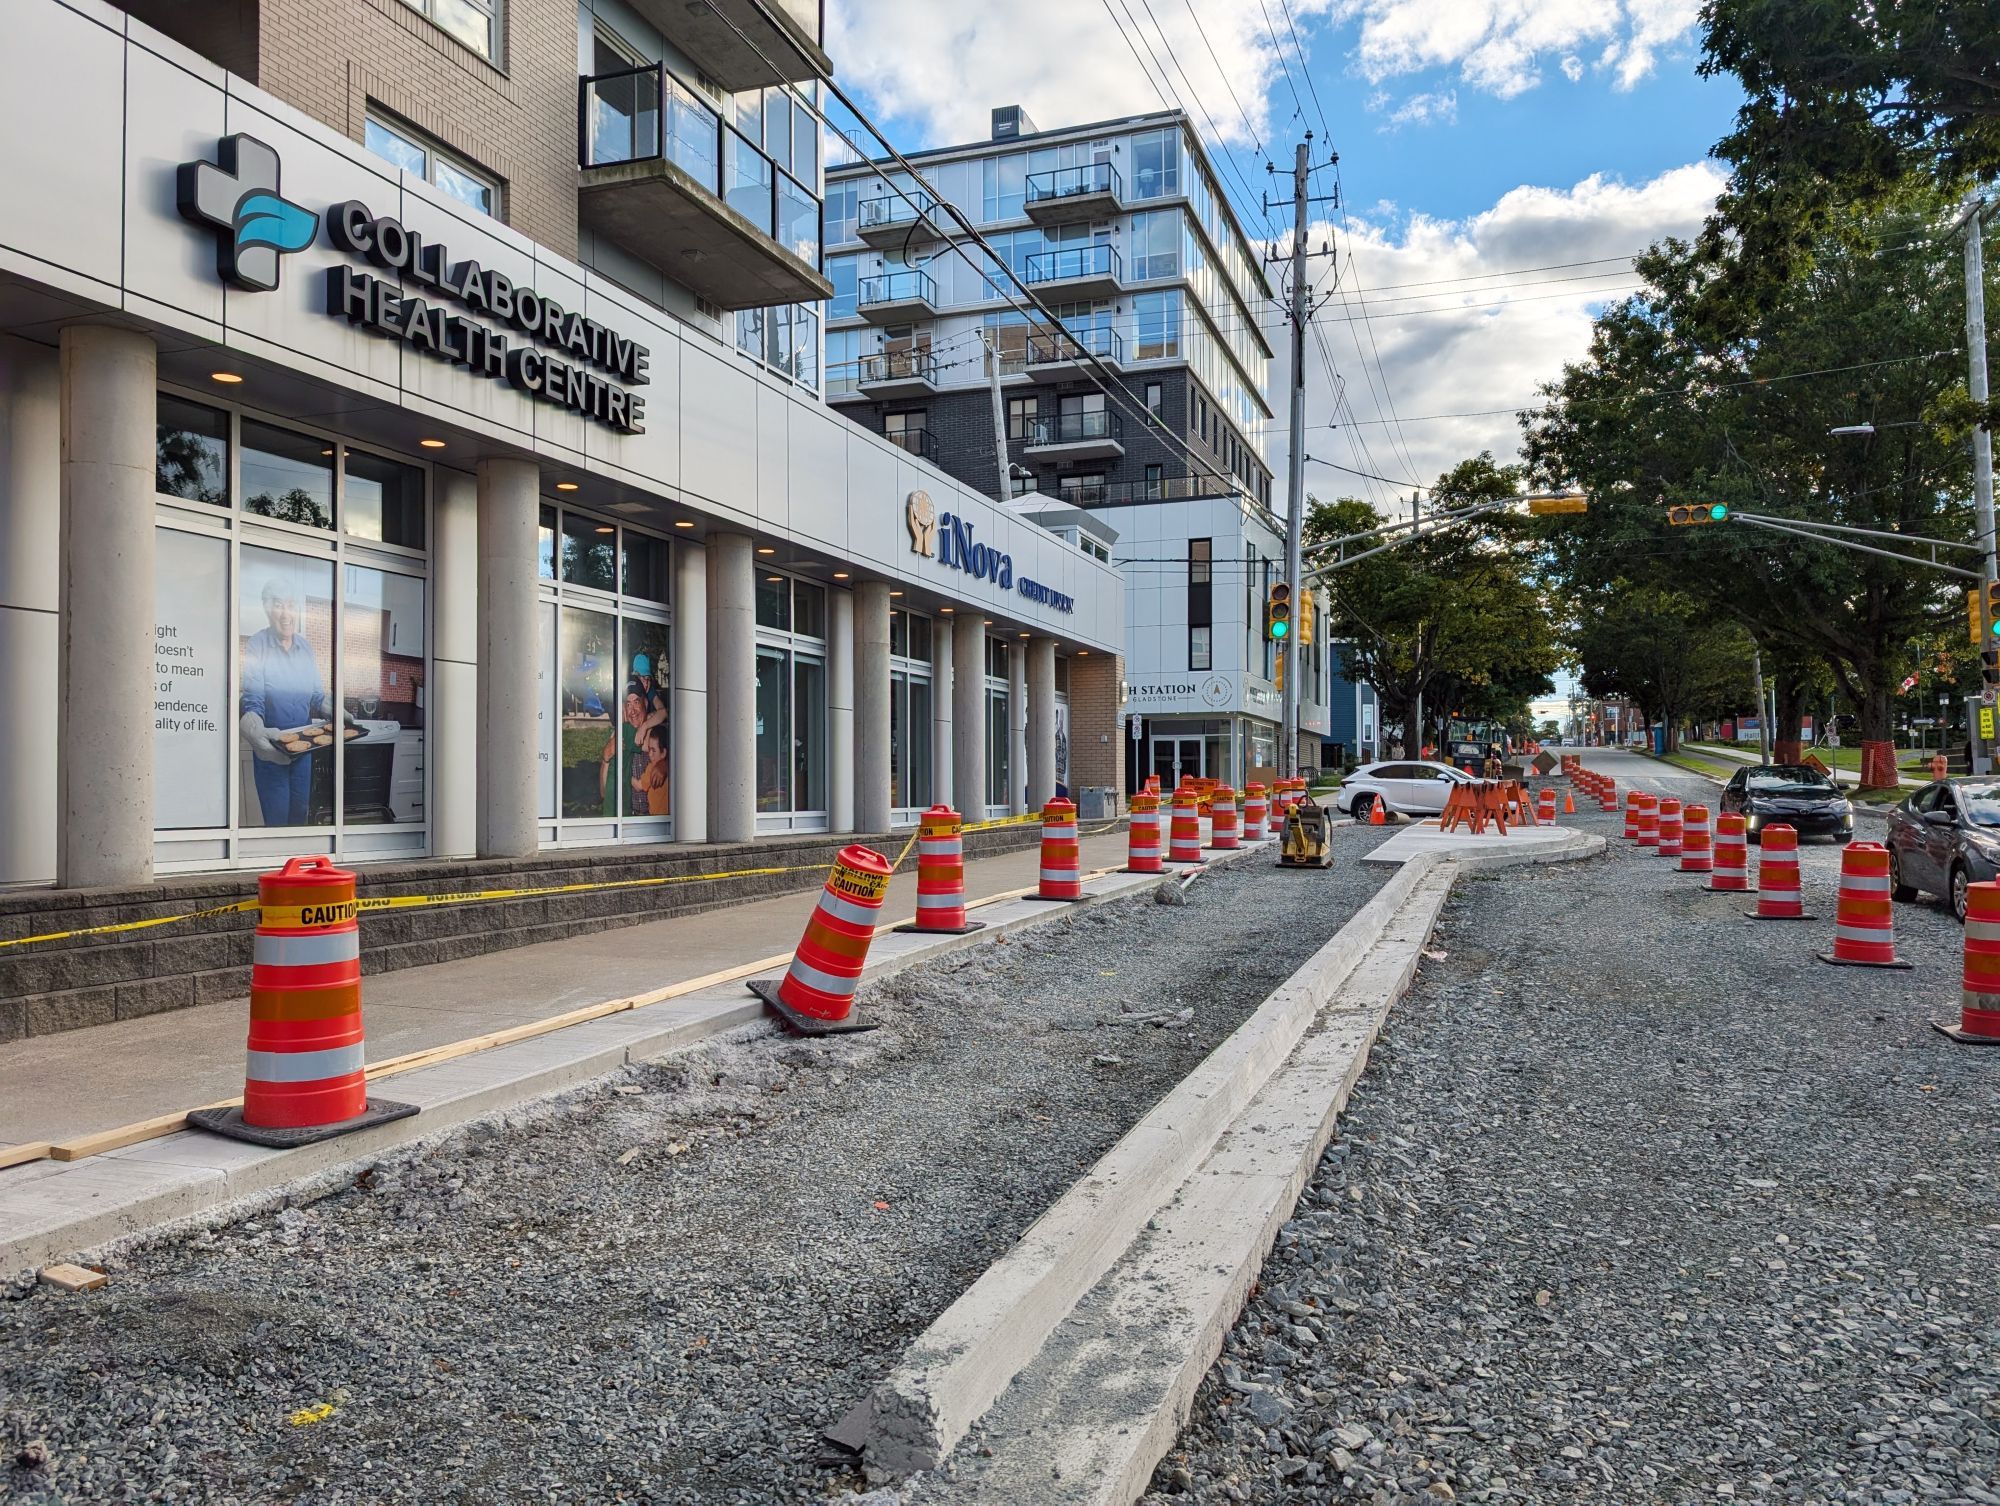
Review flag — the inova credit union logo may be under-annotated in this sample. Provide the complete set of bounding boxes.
[176,135,321,292]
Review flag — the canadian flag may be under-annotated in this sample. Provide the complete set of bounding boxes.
[1900,673,1920,694]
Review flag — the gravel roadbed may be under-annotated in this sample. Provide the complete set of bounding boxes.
[1145,773,2000,1506]
[2,834,1387,1506]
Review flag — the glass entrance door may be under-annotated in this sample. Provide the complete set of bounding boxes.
[1150,735,1202,786]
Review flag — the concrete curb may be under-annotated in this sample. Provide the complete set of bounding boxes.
[0,843,1272,1279]
[833,854,1443,1477]
[854,828,1600,1500]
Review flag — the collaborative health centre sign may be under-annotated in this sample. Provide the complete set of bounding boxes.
[178,134,650,433]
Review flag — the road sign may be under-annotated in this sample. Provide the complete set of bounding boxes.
[1983,707,1997,740]
[1531,750,1557,775]
[1128,714,1143,742]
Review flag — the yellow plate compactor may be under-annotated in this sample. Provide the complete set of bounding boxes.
[1279,793,1334,869]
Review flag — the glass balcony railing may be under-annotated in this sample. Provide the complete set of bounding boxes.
[1029,410,1123,446]
[860,349,939,385]
[1025,325,1124,364]
[578,63,821,267]
[859,189,942,232]
[859,269,939,308]
[1026,161,1122,205]
[1025,244,1121,286]
[883,427,937,459]
[1052,473,1245,506]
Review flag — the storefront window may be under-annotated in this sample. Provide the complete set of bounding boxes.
[152,392,433,869]
[538,501,673,842]
[888,606,935,820]
[755,575,829,829]
[241,420,334,530]
[156,395,229,506]
[538,505,558,580]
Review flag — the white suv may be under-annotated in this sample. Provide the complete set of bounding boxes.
[1336,760,1474,820]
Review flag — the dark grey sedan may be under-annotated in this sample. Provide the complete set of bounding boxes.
[1884,779,2000,922]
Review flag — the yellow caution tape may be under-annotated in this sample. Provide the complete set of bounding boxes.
[0,899,258,951]
[350,864,828,913]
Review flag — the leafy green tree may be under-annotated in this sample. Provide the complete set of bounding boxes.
[1312,456,1558,756]
[1700,0,2000,290]
[1570,582,1756,752]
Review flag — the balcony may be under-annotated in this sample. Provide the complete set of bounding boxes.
[1054,474,1245,507]
[883,427,937,461]
[857,269,940,324]
[825,360,866,404]
[577,65,832,312]
[1023,408,1124,461]
[1025,243,1122,301]
[1026,325,1123,380]
[1024,161,1123,225]
[857,190,952,250]
[621,0,830,90]
[859,349,940,398]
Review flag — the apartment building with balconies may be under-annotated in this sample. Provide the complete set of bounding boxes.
[823,105,1278,514]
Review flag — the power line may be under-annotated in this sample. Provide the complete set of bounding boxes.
[1275,0,1331,139]
[1180,0,1263,155]
[1357,255,1646,293]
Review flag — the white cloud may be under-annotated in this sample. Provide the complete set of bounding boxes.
[1267,161,1726,508]
[1334,0,1701,97]
[1382,89,1459,129]
[826,0,1336,149]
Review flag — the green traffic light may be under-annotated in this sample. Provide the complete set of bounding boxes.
[1271,620,1290,639]
[1708,503,1729,521]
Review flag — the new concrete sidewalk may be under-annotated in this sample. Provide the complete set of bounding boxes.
[0,830,1132,1152]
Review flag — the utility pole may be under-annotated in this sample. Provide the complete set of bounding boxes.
[984,331,1013,503]
[1280,138,1310,780]
[1749,643,1770,763]
[1965,193,1996,773]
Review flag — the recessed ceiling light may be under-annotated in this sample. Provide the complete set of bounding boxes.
[832,571,849,580]
[984,620,994,626]
[757,546,776,555]
[420,438,446,449]
[766,574,783,581]
[210,372,243,384]
[1077,649,1089,655]
[556,481,580,492]
[674,519,695,528]
[1019,632,1030,638]
[594,525,614,534]
[890,590,904,597]
[940,607,954,614]
[320,448,334,457]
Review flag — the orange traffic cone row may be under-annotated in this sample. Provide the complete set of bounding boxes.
[189,856,416,1147]
[1746,824,1811,920]
[752,845,890,1034]
[1817,841,1909,968]
[895,805,984,934]
[1939,881,2000,1043]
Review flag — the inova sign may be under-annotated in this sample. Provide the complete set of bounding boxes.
[932,507,1077,615]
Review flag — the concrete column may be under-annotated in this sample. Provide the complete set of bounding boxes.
[707,533,756,843]
[1028,637,1058,810]
[476,456,540,858]
[429,468,478,859]
[0,337,59,886]
[930,609,953,810]
[855,581,892,832]
[953,611,986,818]
[827,586,855,833]
[672,538,709,843]
[58,325,157,888]
[1008,641,1028,815]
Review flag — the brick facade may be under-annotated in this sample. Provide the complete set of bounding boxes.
[1066,651,1125,809]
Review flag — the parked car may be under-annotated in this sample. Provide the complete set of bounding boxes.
[1718,764,1854,844]
[1335,760,1474,820]
[1884,779,2000,922]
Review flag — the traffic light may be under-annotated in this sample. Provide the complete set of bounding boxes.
[1971,587,1986,646]
[1666,502,1730,526]
[1267,582,1292,641]
[1526,493,1588,516]
[1985,579,2000,643]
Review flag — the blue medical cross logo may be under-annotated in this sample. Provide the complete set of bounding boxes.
[176,135,320,293]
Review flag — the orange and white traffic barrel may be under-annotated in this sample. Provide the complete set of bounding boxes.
[1126,791,1164,874]
[1636,793,1659,848]
[1623,791,1642,841]
[1710,813,1752,892]
[1599,777,1617,813]
[1939,881,2000,1043]
[1537,788,1557,823]
[1817,841,1909,968]
[753,845,890,1034]
[1678,804,1713,873]
[188,856,415,1147]
[1270,783,1290,839]
[1208,785,1239,849]
[1169,787,1204,863]
[1657,797,1684,857]
[1034,797,1083,901]
[895,805,983,935]
[1746,823,1810,920]
[1242,783,1268,841]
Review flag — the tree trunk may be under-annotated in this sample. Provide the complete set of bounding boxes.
[1402,705,1422,763]
[1773,672,1807,764]
[1857,679,1898,790]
